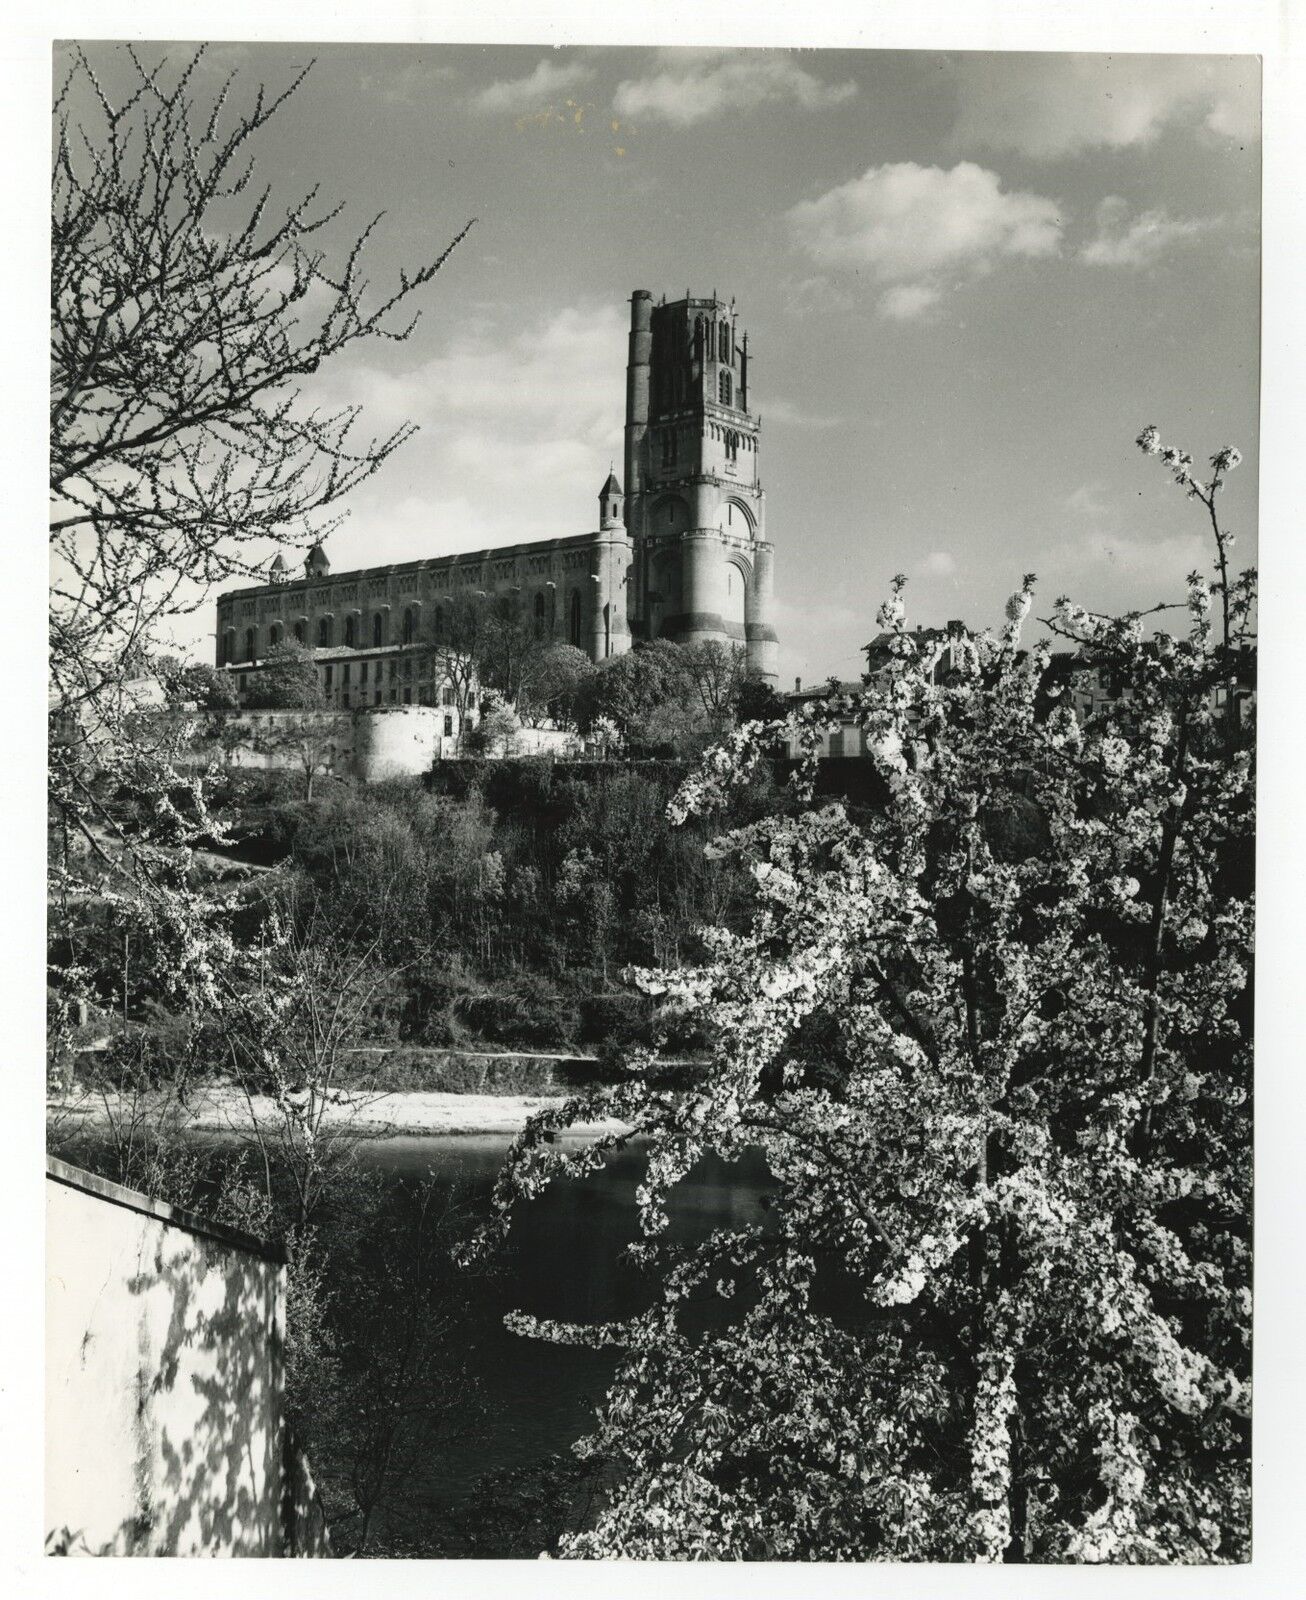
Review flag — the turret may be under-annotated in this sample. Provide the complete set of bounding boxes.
[304,543,330,578]
[269,552,289,584]
[599,470,623,529]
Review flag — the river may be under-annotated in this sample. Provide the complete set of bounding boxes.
[356,1134,771,1511]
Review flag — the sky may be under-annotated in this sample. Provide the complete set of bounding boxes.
[63,42,1260,684]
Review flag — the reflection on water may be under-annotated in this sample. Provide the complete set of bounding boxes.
[361,1135,771,1504]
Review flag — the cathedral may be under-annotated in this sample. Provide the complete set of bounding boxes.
[215,289,779,707]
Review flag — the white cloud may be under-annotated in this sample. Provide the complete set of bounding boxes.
[361,58,458,105]
[1079,196,1211,268]
[921,551,957,577]
[311,302,627,566]
[950,54,1260,160]
[880,283,942,323]
[613,51,855,126]
[473,58,593,114]
[787,161,1063,320]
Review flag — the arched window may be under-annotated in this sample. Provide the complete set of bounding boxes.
[344,615,356,648]
[718,369,732,407]
[402,607,414,645]
[317,615,332,648]
[243,628,255,663]
[661,431,676,469]
[533,591,546,640]
[726,431,738,463]
[269,623,281,648]
[372,613,384,649]
[221,630,234,665]
[719,321,731,362]
[569,590,582,648]
[433,605,444,639]
[293,619,305,644]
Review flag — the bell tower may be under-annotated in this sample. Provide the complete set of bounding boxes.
[623,289,777,681]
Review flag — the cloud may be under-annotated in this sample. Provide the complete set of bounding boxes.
[361,58,458,106]
[921,551,957,577]
[787,161,1063,319]
[613,51,856,126]
[880,283,942,322]
[473,58,593,114]
[949,54,1260,160]
[311,302,627,564]
[1079,196,1212,268]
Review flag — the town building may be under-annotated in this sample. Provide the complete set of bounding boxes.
[214,288,780,704]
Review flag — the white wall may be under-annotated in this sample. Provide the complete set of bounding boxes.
[45,1160,325,1557]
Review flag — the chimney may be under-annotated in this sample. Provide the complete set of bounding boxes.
[794,676,802,693]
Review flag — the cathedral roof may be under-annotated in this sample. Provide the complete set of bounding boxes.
[269,552,288,571]
[600,471,621,497]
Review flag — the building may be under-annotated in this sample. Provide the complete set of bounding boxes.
[215,288,780,703]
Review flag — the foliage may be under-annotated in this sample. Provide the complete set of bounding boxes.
[460,697,521,758]
[522,642,596,728]
[48,40,468,1053]
[158,657,240,711]
[243,641,325,710]
[582,640,708,754]
[479,434,1254,1562]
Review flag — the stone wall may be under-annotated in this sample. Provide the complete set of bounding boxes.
[45,1158,330,1558]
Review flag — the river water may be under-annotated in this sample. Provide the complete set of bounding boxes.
[349,1134,771,1509]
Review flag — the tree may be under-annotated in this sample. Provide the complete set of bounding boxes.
[243,641,325,710]
[49,43,469,1042]
[734,674,787,726]
[584,640,708,753]
[679,639,749,727]
[248,711,341,800]
[434,591,491,718]
[158,657,239,712]
[521,642,595,728]
[479,593,543,711]
[480,433,1254,1562]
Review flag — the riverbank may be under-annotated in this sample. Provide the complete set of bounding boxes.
[46,1082,629,1141]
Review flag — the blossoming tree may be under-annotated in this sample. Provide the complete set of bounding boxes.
[480,433,1255,1562]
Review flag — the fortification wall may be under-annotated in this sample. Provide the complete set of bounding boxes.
[351,705,446,781]
[45,1158,329,1557]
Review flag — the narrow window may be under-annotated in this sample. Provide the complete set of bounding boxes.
[324,663,334,688]
[372,613,384,649]
[343,663,351,685]
[719,321,730,362]
[269,623,281,648]
[389,659,397,681]
[534,592,546,639]
[718,369,732,406]
[317,616,331,647]
[342,690,351,708]
[244,628,255,663]
[293,620,305,644]
[344,615,356,648]
[403,608,414,644]
[569,589,582,648]
[403,687,412,704]
[444,714,454,736]
[361,661,369,684]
